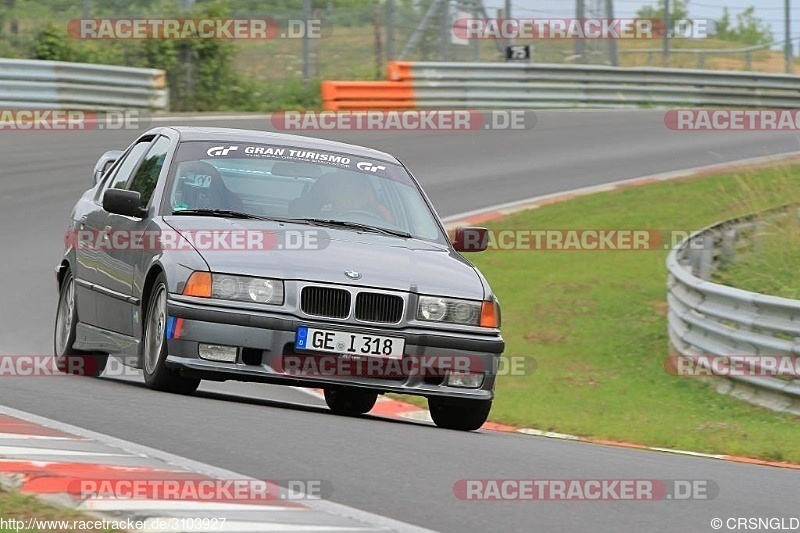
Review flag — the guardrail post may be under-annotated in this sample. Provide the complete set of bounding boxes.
[721,228,737,264]
[687,235,714,280]
[752,220,765,256]
[745,52,753,71]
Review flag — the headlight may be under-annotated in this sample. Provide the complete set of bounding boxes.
[417,296,481,326]
[211,274,284,305]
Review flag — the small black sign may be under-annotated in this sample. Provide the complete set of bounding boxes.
[505,45,530,62]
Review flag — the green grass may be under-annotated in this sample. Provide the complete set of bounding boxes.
[715,209,800,300]
[405,163,800,463]
[0,490,120,532]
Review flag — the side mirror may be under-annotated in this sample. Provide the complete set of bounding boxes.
[103,189,147,218]
[452,227,489,252]
[93,150,124,185]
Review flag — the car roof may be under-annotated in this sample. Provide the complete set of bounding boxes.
[165,127,401,165]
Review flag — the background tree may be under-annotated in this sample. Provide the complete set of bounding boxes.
[714,6,773,45]
[636,0,690,22]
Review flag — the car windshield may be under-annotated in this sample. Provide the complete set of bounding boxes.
[164,141,446,243]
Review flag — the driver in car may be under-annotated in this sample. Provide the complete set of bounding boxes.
[327,171,392,223]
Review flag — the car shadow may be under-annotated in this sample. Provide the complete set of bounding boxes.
[98,375,429,428]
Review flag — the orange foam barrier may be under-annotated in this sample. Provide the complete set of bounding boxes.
[323,100,418,111]
[387,61,414,81]
[320,80,416,111]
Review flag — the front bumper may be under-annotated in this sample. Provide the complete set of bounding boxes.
[165,296,504,401]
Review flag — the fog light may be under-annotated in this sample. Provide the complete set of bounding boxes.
[198,344,238,363]
[446,371,484,388]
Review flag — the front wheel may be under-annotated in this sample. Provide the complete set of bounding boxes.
[429,397,491,431]
[324,388,378,416]
[142,274,200,395]
[54,270,107,377]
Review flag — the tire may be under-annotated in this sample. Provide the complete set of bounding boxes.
[142,273,200,395]
[429,397,492,431]
[324,388,378,416]
[54,269,107,377]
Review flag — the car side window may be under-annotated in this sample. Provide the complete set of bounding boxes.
[127,136,171,207]
[98,139,153,198]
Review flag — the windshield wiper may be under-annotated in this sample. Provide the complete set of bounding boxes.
[171,209,295,223]
[296,218,412,238]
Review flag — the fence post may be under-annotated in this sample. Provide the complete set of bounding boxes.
[688,235,714,280]
[439,0,450,61]
[302,0,311,86]
[386,0,394,62]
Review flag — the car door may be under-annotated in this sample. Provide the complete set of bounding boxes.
[81,136,154,335]
[102,135,172,336]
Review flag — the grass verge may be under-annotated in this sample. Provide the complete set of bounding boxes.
[0,489,120,532]
[715,206,800,300]
[401,163,800,463]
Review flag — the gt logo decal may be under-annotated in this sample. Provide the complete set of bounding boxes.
[356,162,386,173]
[207,146,239,157]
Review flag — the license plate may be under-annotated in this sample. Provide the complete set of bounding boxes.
[295,326,405,359]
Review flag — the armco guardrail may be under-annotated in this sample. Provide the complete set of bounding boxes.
[0,59,168,110]
[322,61,800,110]
[667,206,800,415]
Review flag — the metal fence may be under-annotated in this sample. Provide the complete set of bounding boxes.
[0,59,168,110]
[617,39,800,71]
[322,61,800,110]
[667,207,800,415]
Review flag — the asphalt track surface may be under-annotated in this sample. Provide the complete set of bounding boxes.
[0,110,798,532]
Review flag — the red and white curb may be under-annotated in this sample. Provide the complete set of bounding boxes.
[302,391,800,471]
[305,150,800,473]
[0,405,433,533]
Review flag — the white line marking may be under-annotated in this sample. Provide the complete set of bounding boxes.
[0,446,129,457]
[0,433,77,440]
[291,387,325,401]
[0,458,184,473]
[516,428,581,441]
[397,411,433,423]
[78,499,307,512]
[649,447,726,460]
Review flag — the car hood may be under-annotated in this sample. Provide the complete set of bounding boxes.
[163,217,485,299]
